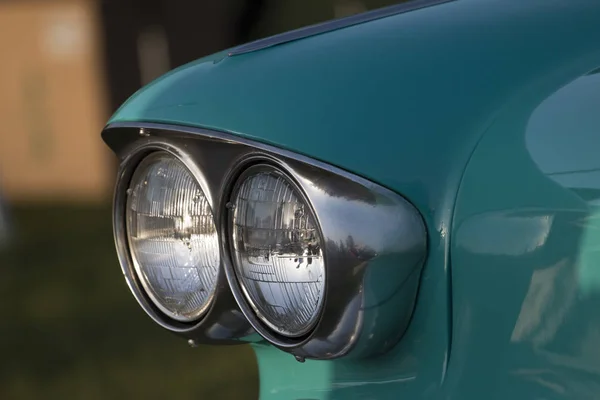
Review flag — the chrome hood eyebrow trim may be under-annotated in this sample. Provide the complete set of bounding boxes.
[103,121,427,360]
[227,0,455,56]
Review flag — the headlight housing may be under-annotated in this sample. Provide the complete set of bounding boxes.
[104,124,427,360]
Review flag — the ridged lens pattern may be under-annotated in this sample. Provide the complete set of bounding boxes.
[231,168,325,337]
[126,152,219,322]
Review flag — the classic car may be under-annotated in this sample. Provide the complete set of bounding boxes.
[101,0,600,398]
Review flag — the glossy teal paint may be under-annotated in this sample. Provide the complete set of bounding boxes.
[252,343,332,399]
[106,0,600,398]
[449,71,600,399]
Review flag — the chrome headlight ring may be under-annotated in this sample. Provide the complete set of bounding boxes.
[104,123,427,359]
[226,163,327,338]
[112,142,252,343]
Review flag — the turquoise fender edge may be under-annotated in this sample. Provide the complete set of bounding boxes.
[448,63,600,399]
[106,0,600,398]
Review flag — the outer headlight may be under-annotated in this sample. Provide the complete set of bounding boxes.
[126,151,219,322]
[229,165,325,337]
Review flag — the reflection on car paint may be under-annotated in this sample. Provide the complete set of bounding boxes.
[451,71,600,399]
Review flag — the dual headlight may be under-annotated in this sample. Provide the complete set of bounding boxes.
[107,124,426,360]
[126,152,219,323]
[125,151,324,337]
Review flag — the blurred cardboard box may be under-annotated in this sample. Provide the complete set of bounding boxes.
[0,0,111,203]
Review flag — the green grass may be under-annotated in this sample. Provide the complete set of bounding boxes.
[0,204,258,400]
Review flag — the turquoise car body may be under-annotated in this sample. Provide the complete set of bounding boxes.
[106,0,600,398]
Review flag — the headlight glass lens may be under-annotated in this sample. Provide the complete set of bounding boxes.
[126,151,219,322]
[230,166,325,337]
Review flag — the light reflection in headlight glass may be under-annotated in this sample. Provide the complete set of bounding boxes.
[230,166,325,337]
[126,151,219,322]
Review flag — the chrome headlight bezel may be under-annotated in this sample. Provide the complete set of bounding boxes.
[112,142,251,341]
[125,150,219,323]
[226,162,328,339]
[104,123,427,359]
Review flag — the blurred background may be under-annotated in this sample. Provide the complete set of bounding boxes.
[0,0,398,398]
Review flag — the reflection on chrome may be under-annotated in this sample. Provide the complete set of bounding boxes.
[104,122,427,359]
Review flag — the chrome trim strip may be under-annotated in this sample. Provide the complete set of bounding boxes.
[227,0,455,56]
[104,122,392,190]
[104,121,427,359]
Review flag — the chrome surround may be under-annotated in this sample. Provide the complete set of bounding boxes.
[113,142,253,344]
[227,163,327,338]
[104,122,427,359]
[125,151,219,322]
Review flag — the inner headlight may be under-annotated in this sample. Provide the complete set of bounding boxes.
[126,151,219,322]
[229,165,325,337]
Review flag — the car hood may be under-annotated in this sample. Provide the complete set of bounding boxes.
[107,0,600,218]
